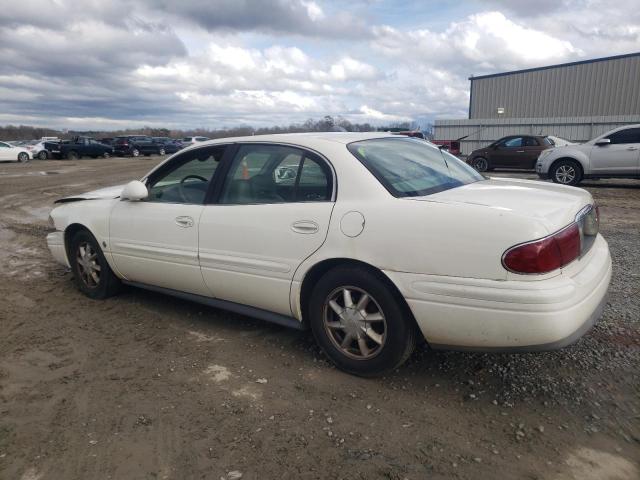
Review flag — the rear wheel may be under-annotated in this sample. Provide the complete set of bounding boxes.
[38,150,48,160]
[308,266,417,376]
[551,159,582,186]
[17,152,30,163]
[69,230,121,299]
[159,148,166,156]
[131,148,140,157]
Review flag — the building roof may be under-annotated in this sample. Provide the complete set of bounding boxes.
[469,51,640,81]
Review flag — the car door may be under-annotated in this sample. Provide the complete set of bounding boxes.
[589,127,640,174]
[522,137,545,169]
[109,145,226,295]
[491,137,524,168]
[0,142,12,160]
[198,143,335,316]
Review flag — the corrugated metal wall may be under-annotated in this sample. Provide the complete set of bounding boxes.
[434,115,640,155]
[469,54,640,119]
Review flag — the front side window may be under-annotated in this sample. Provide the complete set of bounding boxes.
[220,144,332,204]
[348,137,483,197]
[146,146,225,204]
[501,137,523,148]
[607,128,640,144]
[0,142,9,148]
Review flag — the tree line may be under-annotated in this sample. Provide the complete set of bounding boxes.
[0,116,431,141]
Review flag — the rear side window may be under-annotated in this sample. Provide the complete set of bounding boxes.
[220,144,332,204]
[524,137,539,146]
[348,137,483,198]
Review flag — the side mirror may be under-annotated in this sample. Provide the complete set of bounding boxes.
[121,180,148,201]
[595,138,611,146]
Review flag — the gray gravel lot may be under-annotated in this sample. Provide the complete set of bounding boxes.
[0,158,638,480]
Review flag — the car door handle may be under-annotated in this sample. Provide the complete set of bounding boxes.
[626,146,638,151]
[516,150,525,153]
[175,216,194,228]
[291,220,319,234]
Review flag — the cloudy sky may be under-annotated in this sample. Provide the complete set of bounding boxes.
[1,0,639,130]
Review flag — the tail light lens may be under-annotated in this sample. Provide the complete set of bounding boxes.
[503,204,598,275]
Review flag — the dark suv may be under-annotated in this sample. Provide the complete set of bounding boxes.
[152,137,184,154]
[467,135,553,171]
[113,136,165,157]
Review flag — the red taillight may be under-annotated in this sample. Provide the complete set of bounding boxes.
[503,223,580,274]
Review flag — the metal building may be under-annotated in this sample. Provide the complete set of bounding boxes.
[435,52,640,155]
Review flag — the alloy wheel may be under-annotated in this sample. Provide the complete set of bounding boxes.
[474,158,488,172]
[323,286,387,360]
[76,242,101,288]
[555,165,576,184]
[132,149,140,157]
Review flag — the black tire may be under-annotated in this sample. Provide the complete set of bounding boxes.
[131,148,140,157]
[67,150,80,160]
[69,230,121,299]
[38,150,48,160]
[472,156,489,172]
[550,159,583,186]
[17,152,30,163]
[308,265,417,377]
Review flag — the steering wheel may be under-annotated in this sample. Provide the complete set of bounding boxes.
[178,174,208,202]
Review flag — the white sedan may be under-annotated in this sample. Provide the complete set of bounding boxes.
[47,133,611,376]
[0,141,32,162]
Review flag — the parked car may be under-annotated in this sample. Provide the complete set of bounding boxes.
[99,137,115,146]
[0,141,33,162]
[431,140,461,155]
[24,139,51,160]
[113,136,165,157]
[537,125,640,185]
[182,136,210,145]
[44,137,113,160]
[547,136,576,147]
[152,137,183,154]
[467,135,554,171]
[46,133,611,376]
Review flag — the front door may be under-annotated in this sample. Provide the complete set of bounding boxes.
[589,127,640,175]
[198,143,335,316]
[491,137,525,168]
[109,145,226,295]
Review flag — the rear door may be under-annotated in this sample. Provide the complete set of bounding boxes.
[198,143,335,316]
[589,127,640,174]
[522,137,546,169]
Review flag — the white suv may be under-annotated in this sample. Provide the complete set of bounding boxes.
[536,124,640,185]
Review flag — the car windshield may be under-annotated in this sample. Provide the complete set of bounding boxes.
[348,137,484,197]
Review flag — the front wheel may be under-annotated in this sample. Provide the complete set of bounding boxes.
[550,160,582,186]
[103,151,111,159]
[472,157,488,172]
[131,148,140,157]
[69,230,121,299]
[158,148,166,156]
[308,266,417,377]
[67,150,79,160]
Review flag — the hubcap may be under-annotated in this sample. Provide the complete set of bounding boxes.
[132,149,139,157]
[475,158,487,171]
[556,165,575,184]
[323,286,387,360]
[76,242,101,288]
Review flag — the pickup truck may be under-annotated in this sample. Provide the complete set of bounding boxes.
[44,137,114,160]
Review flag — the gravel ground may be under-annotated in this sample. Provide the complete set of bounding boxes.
[0,158,638,480]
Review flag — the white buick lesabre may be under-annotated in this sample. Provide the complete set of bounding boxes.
[47,133,612,376]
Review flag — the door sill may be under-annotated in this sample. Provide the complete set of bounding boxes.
[122,280,307,331]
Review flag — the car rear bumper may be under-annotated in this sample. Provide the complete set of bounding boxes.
[384,234,612,351]
[46,231,70,268]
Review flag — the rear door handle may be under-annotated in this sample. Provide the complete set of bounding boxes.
[516,150,525,153]
[627,146,638,151]
[175,216,194,228]
[291,220,319,234]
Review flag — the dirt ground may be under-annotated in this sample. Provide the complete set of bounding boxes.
[0,156,638,480]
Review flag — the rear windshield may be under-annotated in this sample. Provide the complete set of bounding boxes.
[348,137,484,197]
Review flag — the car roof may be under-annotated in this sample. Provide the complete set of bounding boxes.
[195,132,397,150]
